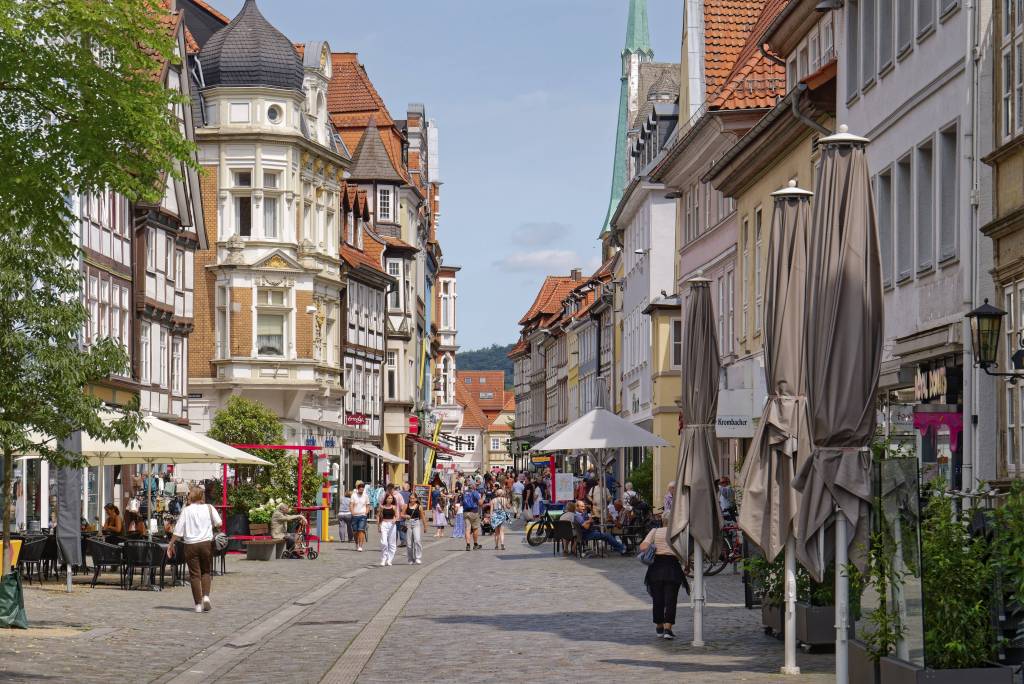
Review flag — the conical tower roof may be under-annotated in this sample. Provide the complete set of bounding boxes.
[624,0,653,56]
[348,115,405,183]
[198,0,303,91]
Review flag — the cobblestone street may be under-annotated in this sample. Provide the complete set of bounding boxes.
[2,523,834,682]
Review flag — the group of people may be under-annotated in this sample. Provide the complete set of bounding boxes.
[336,481,427,566]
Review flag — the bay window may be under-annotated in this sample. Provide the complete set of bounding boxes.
[256,288,288,357]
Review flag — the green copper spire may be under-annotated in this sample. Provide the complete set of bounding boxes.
[624,0,653,56]
[601,0,653,238]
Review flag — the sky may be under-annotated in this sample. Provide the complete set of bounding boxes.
[216,0,683,350]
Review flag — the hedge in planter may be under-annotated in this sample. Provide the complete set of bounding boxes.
[744,554,784,637]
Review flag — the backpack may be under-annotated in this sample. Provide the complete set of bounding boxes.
[463,490,477,510]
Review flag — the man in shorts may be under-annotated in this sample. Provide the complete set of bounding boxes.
[462,486,482,551]
[349,481,370,552]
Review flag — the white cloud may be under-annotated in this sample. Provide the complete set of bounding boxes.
[493,249,581,273]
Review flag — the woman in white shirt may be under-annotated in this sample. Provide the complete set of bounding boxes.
[168,487,222,614]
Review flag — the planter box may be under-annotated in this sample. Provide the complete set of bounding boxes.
[761,604,782,637]
[880,657,1014,684]
[850,638,879,684]
[245,540,276,561]
[248,523,269,536]
[796,602,835,647]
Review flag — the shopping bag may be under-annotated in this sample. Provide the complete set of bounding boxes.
[0,570,28,629]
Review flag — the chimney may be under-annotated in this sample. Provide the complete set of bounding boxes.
[571,267,582,281]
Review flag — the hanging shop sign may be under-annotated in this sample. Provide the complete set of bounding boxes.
[715,388,756,438]
[914,366,947,402]
[408,415,419,434]
[346,412,367,426]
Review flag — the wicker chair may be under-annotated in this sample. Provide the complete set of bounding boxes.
[17,538,47,585]
[122,539,165,590]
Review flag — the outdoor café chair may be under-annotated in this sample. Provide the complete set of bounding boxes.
[212,541,227,576]
[40,534,60,581]
[16,538,46,585]
[123,539,166,590]
[87,538,126,589]
[553,519,575,556]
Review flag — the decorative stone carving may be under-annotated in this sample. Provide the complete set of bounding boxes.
[256,274,294,287]
[225,234,246,264]
[264,254,290,269]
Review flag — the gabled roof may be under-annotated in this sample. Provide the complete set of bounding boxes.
[456,371,506,412]
[704,0,767,99]
[348,115,405,182]
[708,0,788,110]
[455,382,489,431]
[518,276,581,326]
[502,393,516,412]
[508,339,529,359]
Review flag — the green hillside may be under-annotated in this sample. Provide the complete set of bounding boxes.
[456,343,515,388]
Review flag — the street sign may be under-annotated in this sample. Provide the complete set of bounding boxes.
[408,415,419,433]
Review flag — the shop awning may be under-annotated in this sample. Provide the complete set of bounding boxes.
[406,434,461,457]
[351,442,405,465]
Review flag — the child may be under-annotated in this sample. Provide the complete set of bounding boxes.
[433,492,448,538]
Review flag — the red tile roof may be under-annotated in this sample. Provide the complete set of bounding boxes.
[518,276,580,326]
[708,1,789,110]
[502,393,516,412]
[455,382,489,430]
[705,0,766,99]
[456,371,506,412]
[508,339,529,359]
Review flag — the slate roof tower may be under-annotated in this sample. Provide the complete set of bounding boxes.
[601,0,653,238]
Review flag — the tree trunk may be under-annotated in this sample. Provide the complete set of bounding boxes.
[2,448,13,577]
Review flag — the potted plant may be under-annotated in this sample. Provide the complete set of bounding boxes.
[795,564,853,648]
[878,484,1012,683]
[247,501,275,536]
[745,554,784,637]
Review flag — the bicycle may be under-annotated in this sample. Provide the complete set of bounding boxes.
[525,504,561,546]
[702,514,743,577]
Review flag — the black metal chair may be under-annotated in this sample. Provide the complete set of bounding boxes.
[553,519,575,556]
[16,538,46,585]
[122,540,166,590]
[170,539,187,587]
[40,534,60,581]
[87,538,126,589]
[212,541,228,576]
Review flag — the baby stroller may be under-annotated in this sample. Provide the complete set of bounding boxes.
[281,519,319,560]
[481,514,494,536]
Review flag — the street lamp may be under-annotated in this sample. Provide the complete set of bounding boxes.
[966,299,1024,381]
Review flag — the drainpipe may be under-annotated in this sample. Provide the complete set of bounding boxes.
[963,0,979,491]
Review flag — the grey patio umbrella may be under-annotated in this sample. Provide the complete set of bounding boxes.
[737,180,812,674]
[668,276,722,648]
[793,125,884,684]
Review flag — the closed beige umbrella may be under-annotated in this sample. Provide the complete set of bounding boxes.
[793,126,884,684]
[737,181,812,674]
[668,276,722,648]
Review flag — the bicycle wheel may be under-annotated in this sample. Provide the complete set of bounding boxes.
[307,548,319,560]
[526,521,550,546]
[703,540,731,576]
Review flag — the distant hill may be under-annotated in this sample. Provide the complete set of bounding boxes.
[456,343,515,388]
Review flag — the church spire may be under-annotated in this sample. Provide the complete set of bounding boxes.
[624,0,653,57]
[601,0,653,238]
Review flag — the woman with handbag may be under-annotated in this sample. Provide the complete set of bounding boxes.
[167,486,223,614]
[638,526,689,640]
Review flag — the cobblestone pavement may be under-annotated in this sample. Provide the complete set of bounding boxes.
[2,523,835,683]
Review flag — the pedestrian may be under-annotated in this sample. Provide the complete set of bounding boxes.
[166,486,221,614]
[462,485,483,551]
[349,481,370,552]
[403,493,426,564]
[433,487,448,537]
[531,478,544,519]
[639,524,689,640]
[663,481,675,519]
[718,476,736,519]
[490,488,511,551]
[511,478,524,518]
[377,492,399,567]
[338,489,352,542]
[451,499,465,538]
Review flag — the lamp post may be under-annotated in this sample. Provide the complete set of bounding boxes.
[966,299,1024,381]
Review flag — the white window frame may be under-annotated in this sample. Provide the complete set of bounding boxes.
[377,186,393,223]
[256,288,289,358]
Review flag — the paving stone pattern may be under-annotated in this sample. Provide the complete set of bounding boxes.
[1,523,834,683]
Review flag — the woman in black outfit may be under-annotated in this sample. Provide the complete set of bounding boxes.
[639,525,689,639]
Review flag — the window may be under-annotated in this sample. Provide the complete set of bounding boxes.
[896,154,914,281]
[879,0,894,68]
[171,338,183,396]
[918,0,935,35]
[174,249,184,285]
[258,289,286,305]
[671,319,682,368]
[725,268,735,354]
[464,377,472,384]
[877,170,894,286]
[862,0,876,85]
[915,139,934,272]
[938,125,958,261]
[898,0,914,53]
[847,0,860,100]
[235,197,251,237]
[490,437,501,451]
[229,102,250,123]
[386,351,397,400]
[822,15,834,63]
[146,228,156,271]
[1004,281,1024,472]
[234,170,252,187]
[159,328,168,388]
[741,219,750,338]
[140,323,151,384]
[754,208,763,333]
[480,392,494,400]
[257,288,288,357]
[717,274,725,347]
[377,186,393,222]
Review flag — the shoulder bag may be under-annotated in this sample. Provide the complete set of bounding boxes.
[208,504,229,551]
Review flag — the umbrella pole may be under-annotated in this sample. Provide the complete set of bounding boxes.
[147,460,154,542]
[835,508,849,684]
[782,538,800,674]
[692,539,704,647]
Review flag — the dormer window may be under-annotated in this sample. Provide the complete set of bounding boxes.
[377,186,393,222]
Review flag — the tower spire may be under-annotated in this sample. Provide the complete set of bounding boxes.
[601,0,654,238]
[624,0,653,56]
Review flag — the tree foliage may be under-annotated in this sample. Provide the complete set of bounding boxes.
[207,396,285,458]
[456,343,515,388]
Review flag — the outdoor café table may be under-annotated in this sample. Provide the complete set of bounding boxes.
[119,540,170,590]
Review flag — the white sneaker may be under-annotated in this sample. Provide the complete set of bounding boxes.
[357,546,363,552]
[194,604,203,613]
[386,560,393,566]
[414,559,422,564]
[379,560,387,566]
[202,596,212,612]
